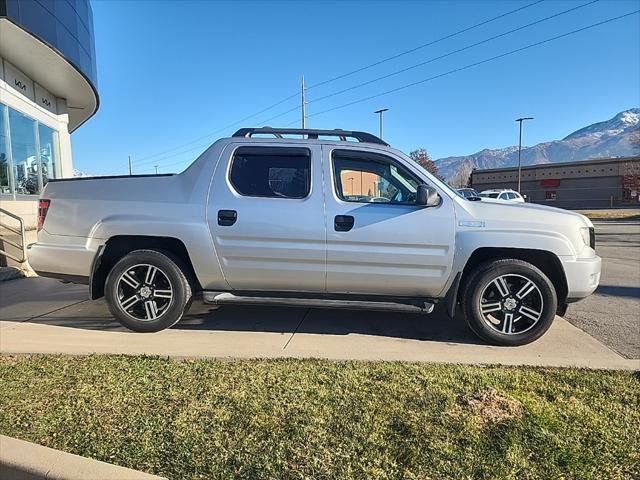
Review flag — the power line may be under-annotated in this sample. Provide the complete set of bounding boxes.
[304,10,639,121]
[128,103,304,172]
[220,0,593,132]
[141,92,297,161]
[106,90,299,174]
[257,1,597,124]
[307,0,599,105]
[151,10,638,172]
[306,0,546,90]
[114,0,547,173]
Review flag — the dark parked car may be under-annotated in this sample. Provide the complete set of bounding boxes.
[457,188,479,199]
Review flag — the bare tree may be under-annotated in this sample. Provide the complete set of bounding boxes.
[449,167,473,189]
[409,148,441,178]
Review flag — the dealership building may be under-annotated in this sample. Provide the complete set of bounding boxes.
[470,156,640,209]
[0,0,98,227]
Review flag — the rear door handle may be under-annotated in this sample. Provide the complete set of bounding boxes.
[334,215,354,232]
[218,209,237,226]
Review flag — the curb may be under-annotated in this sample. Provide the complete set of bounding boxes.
[0,435,167,480]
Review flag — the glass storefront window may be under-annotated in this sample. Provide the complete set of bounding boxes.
[38,123,60,186]
[0,103,61,196]
[9,108,39,195]
[0,106,10,194]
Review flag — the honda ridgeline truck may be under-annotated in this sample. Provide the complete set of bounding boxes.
[28,128,601,346]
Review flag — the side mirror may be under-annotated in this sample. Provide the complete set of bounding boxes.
[416,184,440,207]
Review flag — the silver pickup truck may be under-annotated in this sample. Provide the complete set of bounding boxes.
[28,128,601,346]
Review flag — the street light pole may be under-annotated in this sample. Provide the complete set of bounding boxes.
[301,75,307,129]
[515,117,534,193]
[154,165,159,175]
[374,108,389,140]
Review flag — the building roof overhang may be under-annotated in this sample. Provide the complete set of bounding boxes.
[0,18,98,132]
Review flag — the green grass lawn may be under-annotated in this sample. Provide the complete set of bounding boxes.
[579,209,640,221]
[0,355,638,480]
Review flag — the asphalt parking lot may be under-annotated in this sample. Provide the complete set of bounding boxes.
[564,221,640,359]
[0,222,638,365]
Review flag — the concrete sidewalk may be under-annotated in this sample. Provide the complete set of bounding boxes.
[1,276,638,370]
[1,316,637,369]
[0,435,165,480]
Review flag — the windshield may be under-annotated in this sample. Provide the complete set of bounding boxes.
[479,192,500,198]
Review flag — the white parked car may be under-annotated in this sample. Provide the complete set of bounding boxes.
[28,128,600,346]
[479,189,525,202]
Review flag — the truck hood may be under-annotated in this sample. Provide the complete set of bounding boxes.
[469,198,593,228]
[455,197,594,257]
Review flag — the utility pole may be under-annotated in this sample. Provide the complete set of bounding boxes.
[128,155,132,176]
[154,165,159,175]
[301,75,307,129]
[515,117,534,193]
[374,108,389,140]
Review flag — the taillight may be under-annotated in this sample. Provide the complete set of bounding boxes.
[37,199,50,232]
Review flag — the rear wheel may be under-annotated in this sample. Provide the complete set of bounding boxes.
[461,259,557,346]
[105,249,192,332]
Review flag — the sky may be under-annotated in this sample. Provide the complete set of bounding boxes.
[72,0,640,175]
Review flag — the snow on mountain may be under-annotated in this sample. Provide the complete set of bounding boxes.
[436,108,640,185]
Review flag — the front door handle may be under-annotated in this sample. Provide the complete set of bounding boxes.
[334,215,354,232]
[218,209,237,226]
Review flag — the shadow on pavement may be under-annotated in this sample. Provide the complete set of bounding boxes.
[595,285,640,299]
[1,277,481,345]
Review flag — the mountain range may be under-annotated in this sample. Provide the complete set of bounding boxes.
[436,108,640,185]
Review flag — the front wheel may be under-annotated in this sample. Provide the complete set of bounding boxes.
[105,249,192,332]
[461,259,557,346]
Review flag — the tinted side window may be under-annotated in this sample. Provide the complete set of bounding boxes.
[230,147,311,199]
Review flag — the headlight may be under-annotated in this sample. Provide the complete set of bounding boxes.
[580,227,595,249]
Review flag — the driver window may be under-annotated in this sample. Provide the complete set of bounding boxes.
[333,150,421,205]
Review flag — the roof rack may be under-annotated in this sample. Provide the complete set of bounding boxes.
[232,127,389,146]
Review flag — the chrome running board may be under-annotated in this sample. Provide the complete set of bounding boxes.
[202,292,435,314]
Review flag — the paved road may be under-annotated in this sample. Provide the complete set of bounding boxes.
[564,221,640,359]
[0,222,637,366]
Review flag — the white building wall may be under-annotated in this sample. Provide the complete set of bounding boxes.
[0,55,73,228]
[0,55,73,180]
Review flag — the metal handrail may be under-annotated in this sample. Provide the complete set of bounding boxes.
[0,207,27,264]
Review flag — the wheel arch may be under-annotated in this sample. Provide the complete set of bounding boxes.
[90,235,201,299]
[456,247,568,314]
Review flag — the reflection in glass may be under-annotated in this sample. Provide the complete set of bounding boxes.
[9,108,39,195]
[8,109,38,194]
[0,107,62,196]
[334,155,420,204]
[38,123,59,186]
[3,0,97,88]
[0,104,10,194]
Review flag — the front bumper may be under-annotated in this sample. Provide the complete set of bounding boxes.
[560,254,601,301]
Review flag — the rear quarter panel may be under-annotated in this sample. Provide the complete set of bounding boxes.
[36,142,229,289]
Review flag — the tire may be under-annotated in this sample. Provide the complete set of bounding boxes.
[460,259,557,346]
[104,249,192,332]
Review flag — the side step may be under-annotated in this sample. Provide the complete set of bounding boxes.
[202,292,435,314]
